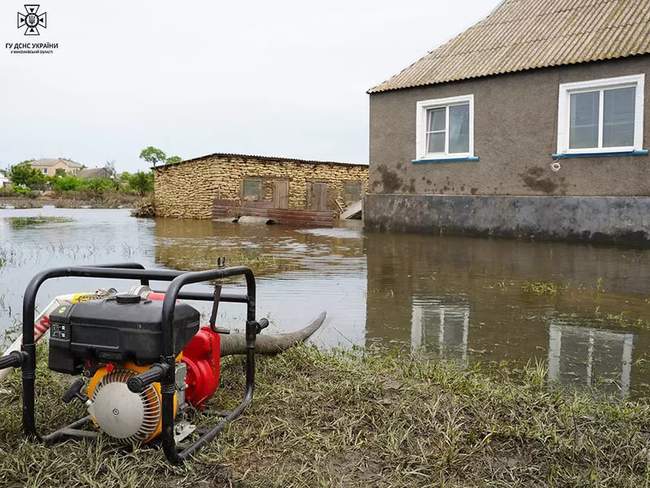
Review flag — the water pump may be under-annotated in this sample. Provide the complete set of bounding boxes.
[0,263,269,464]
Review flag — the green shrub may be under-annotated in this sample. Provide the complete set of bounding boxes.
[51,175,84,192]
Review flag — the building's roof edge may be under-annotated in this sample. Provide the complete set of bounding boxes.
[368,0,650,94]
[153,152,369,171]
[368,53,649,94]
[30,158,84,168]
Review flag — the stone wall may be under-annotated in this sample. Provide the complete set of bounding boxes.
[365,193,650,246]
[154,154,369,219]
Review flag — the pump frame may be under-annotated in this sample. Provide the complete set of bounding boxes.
[4,262,261,464]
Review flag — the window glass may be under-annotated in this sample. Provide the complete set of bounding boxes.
[449,104,470,153]
[426,108,446,153]
[428,107,446,132]
[570,91,600,149]
[427,132,445,154]
[603,86,636,148]
[242,178,263,201]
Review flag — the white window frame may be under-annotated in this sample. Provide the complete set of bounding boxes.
[416,94,474,160]
[557,74,645,155]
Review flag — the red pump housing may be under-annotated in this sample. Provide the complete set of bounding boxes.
[181,327,221,408]
[146,291,222,409]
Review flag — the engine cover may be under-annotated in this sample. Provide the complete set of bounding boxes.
[48,294,200,374]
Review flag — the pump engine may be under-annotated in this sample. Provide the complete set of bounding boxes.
[0,263,267,464]
[48,292,223,443]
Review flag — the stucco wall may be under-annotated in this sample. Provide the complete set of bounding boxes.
[154,154,368,219]
[32,161,78,177]
[369,56,650,197]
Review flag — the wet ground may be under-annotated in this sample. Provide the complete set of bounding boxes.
[0,207,649,398]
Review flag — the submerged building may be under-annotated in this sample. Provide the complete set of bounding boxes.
[154,153,368,226]
[365,0,650,245]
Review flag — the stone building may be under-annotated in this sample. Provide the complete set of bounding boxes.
[366,0,650,245]
[153,153,368,223]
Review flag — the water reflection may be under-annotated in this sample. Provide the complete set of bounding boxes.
[548,323,635,396]
[411,298,470,364]
[0,208,649,397]
[365,232,650,398]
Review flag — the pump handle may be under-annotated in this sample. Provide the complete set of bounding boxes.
[127,363,170,393]
[0,351,25,370]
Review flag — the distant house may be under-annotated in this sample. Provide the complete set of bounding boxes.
[30,158,83,177]
[78,167,112,179]
[154,153,369,226]
[366,0,650,245]
[0,174,9,188]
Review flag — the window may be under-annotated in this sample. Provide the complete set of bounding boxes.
[557,74,645,155]
[416,95,474,160]
[242,178,263,201]
[41,168,48,174]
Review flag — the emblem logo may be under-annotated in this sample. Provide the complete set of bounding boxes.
[17,5,47,36]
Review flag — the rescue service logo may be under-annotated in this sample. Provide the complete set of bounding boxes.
[17,4,46,36]
[4,3,58,54]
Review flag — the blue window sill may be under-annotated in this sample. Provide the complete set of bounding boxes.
[552,150,649,160]
[412,156,480,164]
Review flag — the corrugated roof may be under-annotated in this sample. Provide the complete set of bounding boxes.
[78,167,112,179]
[153,152,368,171]
[369,0,650,93]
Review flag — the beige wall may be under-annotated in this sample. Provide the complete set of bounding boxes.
[31,161,79,177]
[369,56,650,197]
[154,154,369,219]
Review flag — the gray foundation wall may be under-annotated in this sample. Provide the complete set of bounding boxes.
[364,194,650,246]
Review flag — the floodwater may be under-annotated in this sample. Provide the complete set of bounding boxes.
[0,207,649,399]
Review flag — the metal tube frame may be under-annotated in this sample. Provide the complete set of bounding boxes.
[20,262,259,464]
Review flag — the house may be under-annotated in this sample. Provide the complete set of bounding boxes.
[154,153,368,225]
[29,158,83,177]
[365,0,650,245]
[78,167,113,179]
[0,174,9,188]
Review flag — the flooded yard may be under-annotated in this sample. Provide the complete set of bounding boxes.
[0,207,649,398]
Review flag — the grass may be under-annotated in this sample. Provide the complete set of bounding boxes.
[7,216,73,229]
[0,346,647,487]
[521,280,564,295]
[160,249,299,277]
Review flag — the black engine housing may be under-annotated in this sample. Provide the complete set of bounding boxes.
[48,294,200,374]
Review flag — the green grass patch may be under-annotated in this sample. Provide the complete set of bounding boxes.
[0,346,647,487]
[6,216,73,229]
[521,280,564,295]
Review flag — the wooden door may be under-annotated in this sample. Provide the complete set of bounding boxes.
[310,182,328,211]
[272,180,289,209]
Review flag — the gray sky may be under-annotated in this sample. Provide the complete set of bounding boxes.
[0,0,496,172]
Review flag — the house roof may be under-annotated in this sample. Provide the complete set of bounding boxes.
[78,167,112,179]
[369,0,650,94]
[153,152,368,171]
[30,158,83,168]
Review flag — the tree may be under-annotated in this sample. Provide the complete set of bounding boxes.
[8,161,47,189]
[139,146,182,167]
[51,175,83,192]
[139,147,167,167]
[127,171,154,196]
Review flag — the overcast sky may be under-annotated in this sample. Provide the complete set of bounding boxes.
[0,0,497,172]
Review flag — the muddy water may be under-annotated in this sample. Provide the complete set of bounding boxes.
[0,207,649,398]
